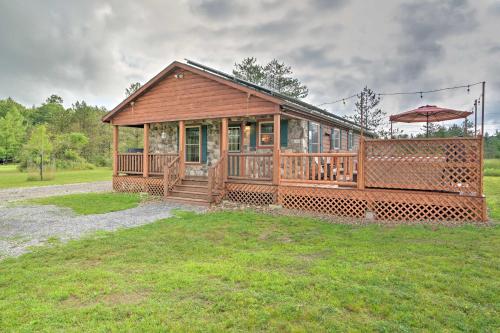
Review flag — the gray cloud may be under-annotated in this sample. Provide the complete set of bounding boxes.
[188,0,246,19]
[0,0,498,134]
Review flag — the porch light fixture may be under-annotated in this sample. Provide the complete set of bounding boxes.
[175,73,184,79]
[161,131,167,140]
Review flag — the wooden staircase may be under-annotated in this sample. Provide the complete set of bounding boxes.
[165,177,213,206]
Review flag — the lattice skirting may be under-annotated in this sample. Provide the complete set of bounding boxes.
[278,186,368,218]
[277,186,486,222]
[226,183,277,205]
[113,176,164,197]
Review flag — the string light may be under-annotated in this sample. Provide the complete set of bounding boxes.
[318,81,484,107]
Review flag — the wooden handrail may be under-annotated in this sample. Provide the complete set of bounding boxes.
[280,151,358,186]
[207,153,227,203]
[163,156,180,197]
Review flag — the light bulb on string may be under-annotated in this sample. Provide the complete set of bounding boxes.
[420,92,423,99]
[467,85,470,94]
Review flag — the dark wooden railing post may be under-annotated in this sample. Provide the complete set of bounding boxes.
[207,168,214,203]
[357,136,365,189]
[163,164,170,198]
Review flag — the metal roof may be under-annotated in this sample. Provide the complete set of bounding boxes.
[185,59,369,133]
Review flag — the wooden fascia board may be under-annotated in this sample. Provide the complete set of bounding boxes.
[102,61,283,123]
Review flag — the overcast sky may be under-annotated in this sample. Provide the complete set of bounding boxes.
[1,0,499,134]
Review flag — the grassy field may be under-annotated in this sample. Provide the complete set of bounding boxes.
[485,176,500,221]
[28,192,141,215]
[0,211,498,331]
[0,164,111,189]
[485,159,500,177]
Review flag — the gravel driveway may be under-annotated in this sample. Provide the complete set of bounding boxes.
[0,201,205,259]
[0,181,112,202]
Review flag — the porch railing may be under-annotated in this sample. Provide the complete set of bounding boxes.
[149,153,178,175]
[163,156,180,194]
[117,153,178,176]
[228,152,273,181]
[280,152,358,187]
[207,154,226,202]
[117,153,143,175]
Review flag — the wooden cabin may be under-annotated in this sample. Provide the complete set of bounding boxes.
[103,60,487,223]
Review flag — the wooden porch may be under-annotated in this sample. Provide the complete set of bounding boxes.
[112,120,486,222]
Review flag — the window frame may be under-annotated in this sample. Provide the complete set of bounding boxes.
[257,120,274,147]
[332,128,341,150]
[309,122,321,153]
[348,131,354,151]
[228,125,242,153]
[185,125,201,164]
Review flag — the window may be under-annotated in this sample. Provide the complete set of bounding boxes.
[259,122,274,146]
[228,126,241,152]
[185,126,200,162]
[348,131,354,150]
[309,122,320,153]
[332,128,341,150]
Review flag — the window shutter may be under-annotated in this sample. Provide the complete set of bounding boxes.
[319,124,324,152]
[201,125,208,163]
[307,121,312,153]
[280,119,288,148]
[249,122,256,150]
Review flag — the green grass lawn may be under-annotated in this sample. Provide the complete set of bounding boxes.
[485,159,500,177]
[28,192,142,215]
[0,164,111,189]
[0,211,498,331]
[485,176,500,221]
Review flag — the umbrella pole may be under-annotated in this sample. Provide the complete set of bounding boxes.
[390,121,393,139]
[464,117,467,137]
[426,114,429,138]
[474,100,478,137]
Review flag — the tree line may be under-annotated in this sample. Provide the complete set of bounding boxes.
[0,95,141,170]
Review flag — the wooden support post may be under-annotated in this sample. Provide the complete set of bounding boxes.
[163,165,170,198]
[273,113,281,185]
[221,118,228,181]
[357,136,365,189]
[143,123,149,177]
[179,120,185,179]
[113,125,119,176]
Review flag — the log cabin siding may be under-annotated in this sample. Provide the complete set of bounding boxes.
[111,69,278,126]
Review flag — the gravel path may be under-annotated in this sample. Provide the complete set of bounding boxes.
[0,201,205,259]
[0,181,112,202]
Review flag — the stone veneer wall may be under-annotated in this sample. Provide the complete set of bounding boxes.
[149,120,220,177]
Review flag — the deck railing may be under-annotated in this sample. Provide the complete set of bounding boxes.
[228,152,273,181]
[117,153,143,175]
[363,137,482,195]
[118,153,178,176]
[148,153,178,175]
[280,152,358,187]
[163,156,180,194]
[208,154,226,202]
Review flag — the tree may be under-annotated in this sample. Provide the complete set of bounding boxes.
[233,57,309,99]
[22,125,53,180]
[54,132,90,169]
[125,82,141,97]
[46,94,64,104]
[348,87,386,134]
[0,107,26,162]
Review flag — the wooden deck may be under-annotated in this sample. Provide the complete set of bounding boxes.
[113,136,486,223]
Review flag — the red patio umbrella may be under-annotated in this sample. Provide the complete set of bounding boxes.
[389,105,473,137]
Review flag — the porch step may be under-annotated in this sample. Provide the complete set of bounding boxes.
[164,196,210,207]
[181,178,209,186]
[173,184,209,193]
[170,189,211,200]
